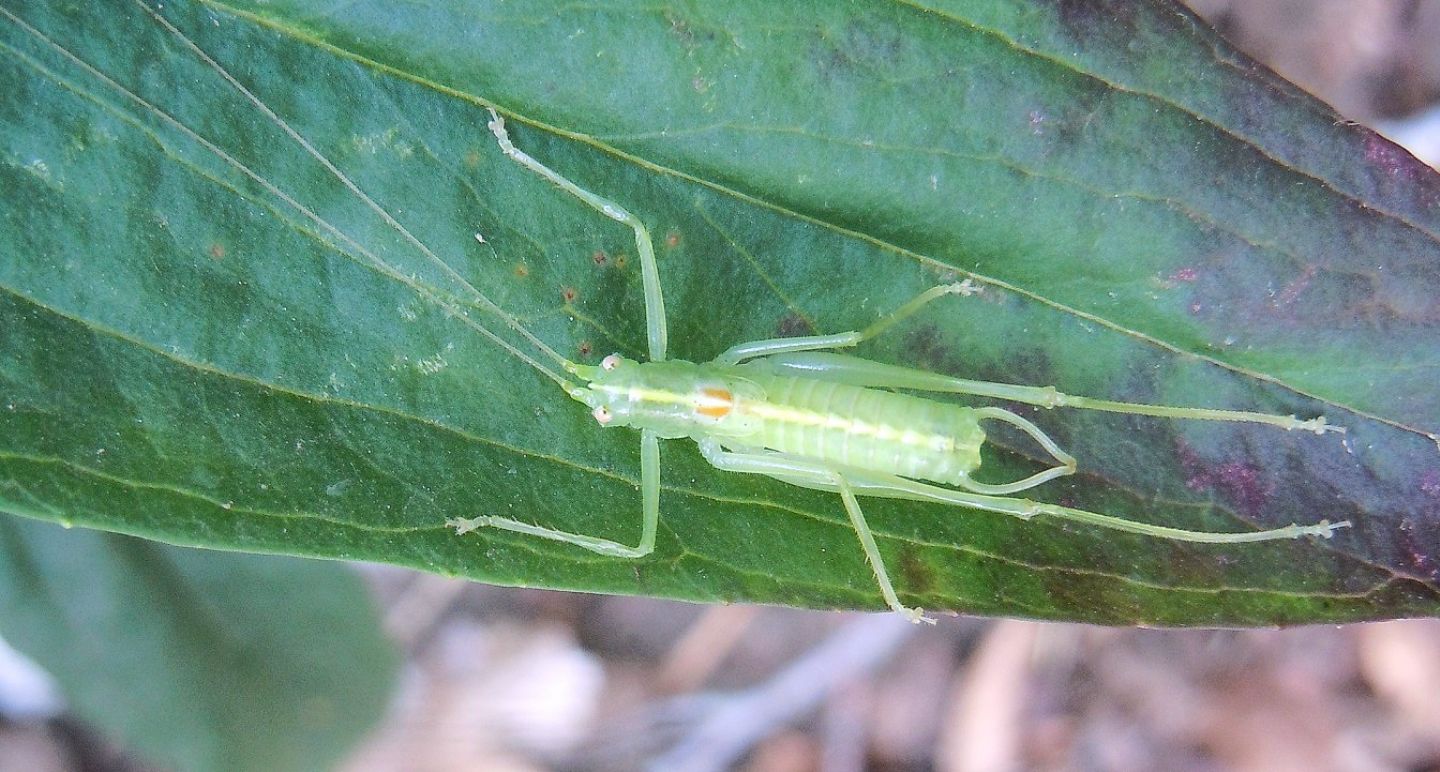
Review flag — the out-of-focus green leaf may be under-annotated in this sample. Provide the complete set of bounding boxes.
[1,0,1437,625]
[0,517,396,771]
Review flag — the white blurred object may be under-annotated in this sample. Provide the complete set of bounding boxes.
[344,620,606,772]
[0,634,63,721]
[1376,103,1440,169]
[438,621,606,755]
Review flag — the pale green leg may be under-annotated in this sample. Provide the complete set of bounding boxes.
[956,407,1077,495]
[715,282,977,365]
[727,450,1350,544]
[697,440,933,623]
[787,465,1349,541]
[715,277,1338,434]
[448,430,662,558]
[487,109,668,362]
[752,351,1342,435]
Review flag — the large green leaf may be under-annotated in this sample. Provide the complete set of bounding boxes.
[0,518,396,771]
[1,0,1437,625]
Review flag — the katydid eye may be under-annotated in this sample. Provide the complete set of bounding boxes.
[601,354,622,371]
[592,406,613,425]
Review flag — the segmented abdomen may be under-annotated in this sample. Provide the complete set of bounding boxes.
[738,375,983,485]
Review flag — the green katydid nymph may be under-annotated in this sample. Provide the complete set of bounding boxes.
[49,4,1348,624]
[446,110,1349,624]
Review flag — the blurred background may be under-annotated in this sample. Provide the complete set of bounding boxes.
[6,1,1440,770]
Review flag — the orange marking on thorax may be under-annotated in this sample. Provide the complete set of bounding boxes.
[696,387,734,418]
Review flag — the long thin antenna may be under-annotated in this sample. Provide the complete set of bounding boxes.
[129,2,578,377]
[1,4,577,390]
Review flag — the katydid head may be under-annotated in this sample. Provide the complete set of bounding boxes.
[567,353,649,430]
[568,354,764,441]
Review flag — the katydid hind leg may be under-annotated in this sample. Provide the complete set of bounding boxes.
[753,351,1339,434]
[831,467,1350,543]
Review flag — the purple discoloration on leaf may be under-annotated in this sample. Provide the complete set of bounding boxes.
[1179,445,1275,518]
[1054,0,1140,41]
[1397,518,1440,585]
[1364,132,1432,186]
[1271,263,1318,309]
[1419,469,1440,498]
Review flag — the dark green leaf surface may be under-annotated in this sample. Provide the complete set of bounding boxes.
[1,0,1437,625]
[0,517,396,772]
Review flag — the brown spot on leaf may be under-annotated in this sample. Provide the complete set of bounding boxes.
[775,312,812,338]
[665,230,682,248]
[208,243,226,260]
[561,286,578,304]
[513,263,530,278]
[897,544,935,596]
[592,249,608,266]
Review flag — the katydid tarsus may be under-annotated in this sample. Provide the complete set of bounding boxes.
[445,109,1349,624]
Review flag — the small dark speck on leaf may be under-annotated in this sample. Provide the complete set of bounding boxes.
[897,546,935,595]
[775,312,812,338]
[514,263,530,278]
[578,340,593,357]
[614,252,629,270]
[561,286,578,304]
[592,249,608,266]
[903,325,949,374]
